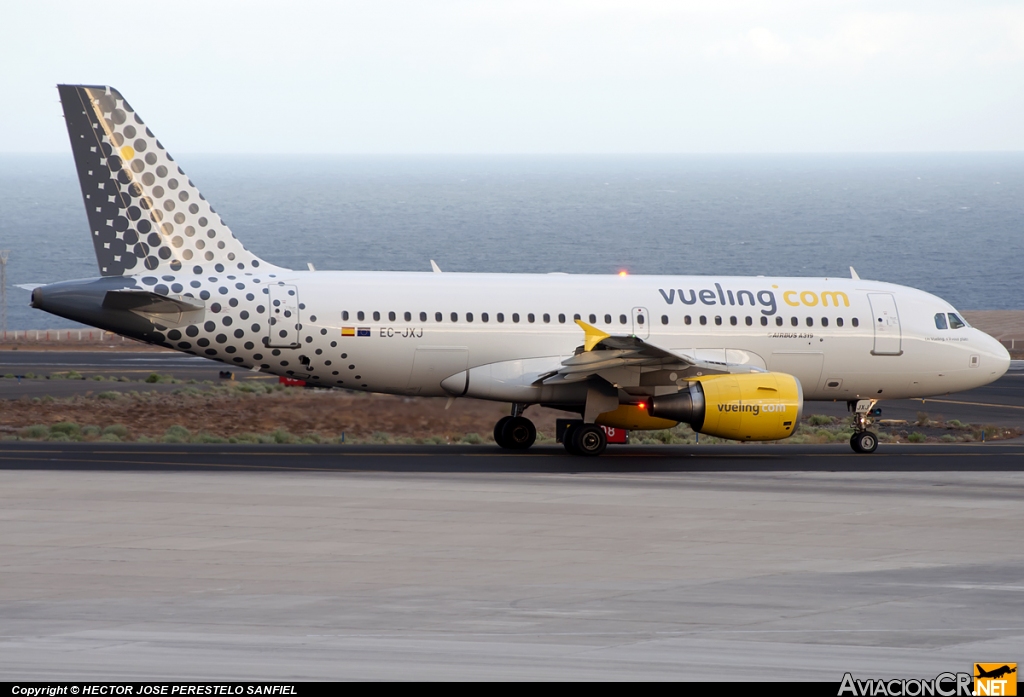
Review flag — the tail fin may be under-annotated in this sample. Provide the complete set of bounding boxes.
[57,84,274,276]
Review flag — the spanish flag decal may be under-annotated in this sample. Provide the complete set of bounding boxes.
[341,327,355,336]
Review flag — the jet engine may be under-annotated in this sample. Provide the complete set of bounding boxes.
[649,372,803,441]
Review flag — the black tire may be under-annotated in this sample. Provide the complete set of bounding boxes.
[493,416,513,449]
[501,416,537,450]
[571,424,607,457]
[562,423,579,454]
[851,431,878,454]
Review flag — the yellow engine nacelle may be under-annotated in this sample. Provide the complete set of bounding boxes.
[649,372,803,441]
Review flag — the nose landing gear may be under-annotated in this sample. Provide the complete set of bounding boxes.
[849,399,880,454]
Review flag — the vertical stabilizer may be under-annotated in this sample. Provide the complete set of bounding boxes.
[57,84,275,276]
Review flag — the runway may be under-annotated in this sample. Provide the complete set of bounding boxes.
[2,441,1023,680]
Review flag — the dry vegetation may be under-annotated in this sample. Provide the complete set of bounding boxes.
[0,376,1018,445]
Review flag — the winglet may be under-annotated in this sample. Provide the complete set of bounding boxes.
[850,266,860,280]
[575,319,610,352]
[430,260,442,273]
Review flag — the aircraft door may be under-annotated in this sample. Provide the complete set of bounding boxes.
[632,307,649,339]
[267,283,301,348]
[868,293,902,355]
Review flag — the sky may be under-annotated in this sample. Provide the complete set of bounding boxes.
[2,0,1023,154]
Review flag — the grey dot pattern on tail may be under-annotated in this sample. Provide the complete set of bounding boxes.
[58,85,274,278]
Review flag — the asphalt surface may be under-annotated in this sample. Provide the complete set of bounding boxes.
[1,353,1023,680]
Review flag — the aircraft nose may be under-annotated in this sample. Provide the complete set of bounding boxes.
[982,332,1011,379]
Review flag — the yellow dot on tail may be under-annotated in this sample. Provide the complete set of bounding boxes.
[120,146,135,160]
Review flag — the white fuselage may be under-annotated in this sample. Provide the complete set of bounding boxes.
[188,269,1009,402]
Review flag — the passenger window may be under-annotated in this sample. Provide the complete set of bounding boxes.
[604,314,612,324]
[934,313,947,330]
[420,311,427,322]
[948,313,966,329]
[836,317,844,327]
[558,314,566,323]
[714,316,722,326]
[745,316,753,326]
[512,313,520,323]
[373,311,381,321]
[497,313,504,322]
[684,315,692,325]
[482,312,489,322]
[637,314,644,325]
[388,311,396,321]
[435,312,442,322]
[589,314,597,323]
[806,317,813,327]
[775,316,783,326]
[357,311,365,321]
[760,316,767,326]
[543,313,550,323]
[852,318,860,327]
[466,312,474,322]
[729,316,737,326]
[791,317,798,327]
[821,317,828,327]
[404,311,411,322]
[700,316,707,325]
[342,310,349,321]
[661,315,669,325]
[619,314,627,324]
[574,313,581,321]
[528,313,535,323]
[450,312,458,322]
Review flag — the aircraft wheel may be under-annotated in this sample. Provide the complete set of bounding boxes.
[850,431,878,454]
[562,423,580,454]
[501,416,536,450]
[493,416,513,448]
[572,424,607,457]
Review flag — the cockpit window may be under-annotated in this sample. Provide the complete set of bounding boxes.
[948,313,966,329]
[934,313,948,330]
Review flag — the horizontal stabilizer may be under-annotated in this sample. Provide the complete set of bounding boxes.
[102,289,205,328]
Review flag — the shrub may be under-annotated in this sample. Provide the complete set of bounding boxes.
[808,414,834,426]
[271,428,295,444]
[370,431,392,444]
[193,432,227,444]
[908,432,926,443]
[50,422,81,437]
[102,424,130,438]
[162,425,191,443]
[916,412,930,427]
[97,391,121,400]
[98,433,122,442]
[462,432,483,445]
[92,375,104,381]
[947,419,965,429]
[939,434,957,442]
[82,425,101,437]
[19,424,50,439]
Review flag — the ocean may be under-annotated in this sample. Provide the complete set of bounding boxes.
[1,153,1021,329]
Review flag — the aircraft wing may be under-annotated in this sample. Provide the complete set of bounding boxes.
[542,320,750,386]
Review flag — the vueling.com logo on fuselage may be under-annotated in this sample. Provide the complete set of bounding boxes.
[717,402,789,416]
[658,282,850,316]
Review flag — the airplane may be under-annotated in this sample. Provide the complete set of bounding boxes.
[975,665,1017,680]
[29,85,1012,455]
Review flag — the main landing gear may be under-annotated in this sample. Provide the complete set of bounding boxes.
[561,422,607,457]
[849,399,880,454]
[493,404,536,450]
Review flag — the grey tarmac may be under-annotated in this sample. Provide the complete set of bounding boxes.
[1,441,1023,680]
